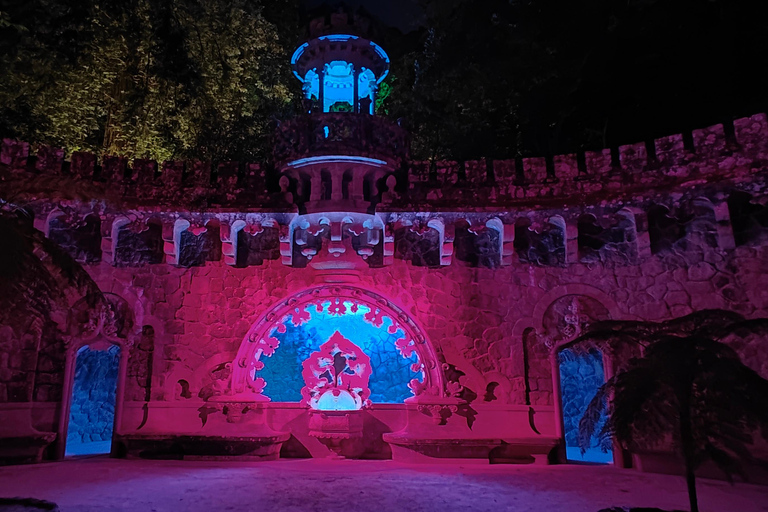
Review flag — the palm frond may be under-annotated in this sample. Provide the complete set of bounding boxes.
[577,380,610,452]
[569,329,648,349]
[0,207,105,327]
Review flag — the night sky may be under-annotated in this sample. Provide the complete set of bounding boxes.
[301,0,425,32]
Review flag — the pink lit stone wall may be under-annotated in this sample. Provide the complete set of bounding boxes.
[4,241,768,402]
[77,240,768,444]
[2,112,768,465]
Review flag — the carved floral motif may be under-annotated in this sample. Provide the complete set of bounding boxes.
[301,331,372,410]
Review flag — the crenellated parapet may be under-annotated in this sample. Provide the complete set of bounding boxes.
[399,113,768,208]
[3,113,768,211]
[4,113,768,272]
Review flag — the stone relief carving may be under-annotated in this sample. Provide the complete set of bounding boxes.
[538,295,609,350]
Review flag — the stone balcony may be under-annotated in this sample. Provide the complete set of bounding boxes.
[273,113,408,170]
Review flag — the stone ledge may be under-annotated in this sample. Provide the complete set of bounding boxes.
[114,433,290,461]
[382,432,559,464]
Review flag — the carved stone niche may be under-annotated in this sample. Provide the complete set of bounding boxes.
[514,218,565,267]
[728,191,768,246]
[287,212,387,271]
[48,212,102,263]
[178,221,222,268]
[454,219,502,269]
[394,221,442,267]
[577,213,637,265]
[114,219,164,266]
[647,201,717,255]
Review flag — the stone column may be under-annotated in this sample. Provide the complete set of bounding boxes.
[352,65,359,113]
[712,200,736,251]
[309,170,322,202]
[331,170,343,202]
[619,208,652,260]
[565,218,579,265]
[319,68,325,112]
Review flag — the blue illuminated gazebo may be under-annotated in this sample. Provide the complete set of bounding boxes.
[291,31,390,115]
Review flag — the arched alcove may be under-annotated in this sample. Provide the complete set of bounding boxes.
[556,345,612,464]
[65,343,121,456]
[230,286,445,408]
[57,292,135,459]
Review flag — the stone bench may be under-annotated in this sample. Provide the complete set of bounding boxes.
[0,433,57,466]
[382,432,559,464]
[0,408,58,465]
[114,432,290,461]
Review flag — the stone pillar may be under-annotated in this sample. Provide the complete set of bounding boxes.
[331,170,343,202]
[279,223,293,266]
[565,219,579,264]
[220,221,239,266]
[162,220,176,265]
[501,223,515,266]
[351,171,364,202]
[383,223,395,265]
[371,86,377,115]
[352,65,359,113]
[619,208,652,260]
[550,351,567,464]
[428,219,454,266]
[309,170,322,202]
[319,68,325,112]
[712,200,736,251]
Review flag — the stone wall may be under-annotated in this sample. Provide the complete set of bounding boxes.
[3,220,768,413]
[65,234,768,413]
[2,112,768,464]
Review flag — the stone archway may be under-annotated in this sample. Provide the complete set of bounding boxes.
[230,285,446,405]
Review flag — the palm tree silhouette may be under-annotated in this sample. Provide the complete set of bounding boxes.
[573,310,768,512]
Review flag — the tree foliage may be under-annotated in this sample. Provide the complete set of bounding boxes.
[574,311,768,512]
[0,204,104,331]
[0,0,301,162]
[388,0,768,160]
[2,0,768,163]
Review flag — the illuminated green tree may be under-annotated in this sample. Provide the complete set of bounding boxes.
[0,0,300,162]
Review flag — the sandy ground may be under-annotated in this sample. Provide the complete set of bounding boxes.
[0,458,767,512]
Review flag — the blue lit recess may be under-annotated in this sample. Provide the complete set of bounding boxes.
[323,61,354,112]
[254,301,421,403]
[558,348,613,464]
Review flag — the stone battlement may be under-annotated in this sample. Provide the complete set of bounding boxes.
[406,113,768,206]
[2,113,767,210]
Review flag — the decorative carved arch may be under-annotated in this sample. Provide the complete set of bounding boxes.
[230,285,446,402]
[526,286,627,465]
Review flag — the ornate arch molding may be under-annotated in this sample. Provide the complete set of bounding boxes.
[230,285,446,402]
[529,286,629,466]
